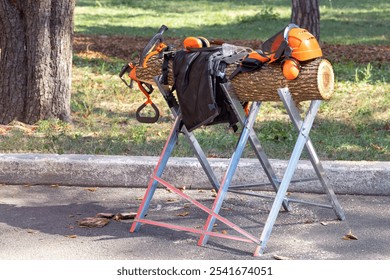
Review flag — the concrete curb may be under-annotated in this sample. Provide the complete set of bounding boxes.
[0,153,389,195]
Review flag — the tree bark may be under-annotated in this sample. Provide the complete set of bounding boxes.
[226,58,334,102]
[291,0,320,41]
[0,0,75,125]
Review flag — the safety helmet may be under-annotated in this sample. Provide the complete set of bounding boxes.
[258,24,322,80]
[262,24,322,62]
[287,28,322,61]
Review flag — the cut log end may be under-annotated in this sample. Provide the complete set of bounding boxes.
[317,59,334,100]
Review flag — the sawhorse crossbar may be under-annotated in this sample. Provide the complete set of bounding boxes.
[130,77,345,256]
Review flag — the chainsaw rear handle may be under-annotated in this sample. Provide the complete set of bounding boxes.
[120,26,167,124]
[139,25,168,66]
[119,63,130,78]
[119,63,133,88]
[136,102,160,123]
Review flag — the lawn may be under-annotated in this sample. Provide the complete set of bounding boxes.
[74,0,390,44]
[0,0,389,161]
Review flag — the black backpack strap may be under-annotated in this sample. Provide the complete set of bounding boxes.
[185,46,221,53]
[162,52,171,85]
[228,58,265,80]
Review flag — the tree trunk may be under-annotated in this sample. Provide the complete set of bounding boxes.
[0,0,75,125]
[291,0,320,41]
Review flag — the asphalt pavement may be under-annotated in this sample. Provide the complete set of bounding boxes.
[1,184,389,260]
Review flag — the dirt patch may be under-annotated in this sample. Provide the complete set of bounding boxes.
[73,34,390,64]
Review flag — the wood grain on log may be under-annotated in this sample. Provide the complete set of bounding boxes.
[135,56,334,102]
[227,58,334,102]
[136,57,173,85]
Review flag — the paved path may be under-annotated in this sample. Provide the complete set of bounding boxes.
[1,184,389,260]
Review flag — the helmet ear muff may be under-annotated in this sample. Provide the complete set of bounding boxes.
[282,58,301,80]
[183,36,210,49]
[197,36,210,48]
[183,37,202,49]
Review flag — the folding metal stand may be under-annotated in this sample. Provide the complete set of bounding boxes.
[130,77,345,256]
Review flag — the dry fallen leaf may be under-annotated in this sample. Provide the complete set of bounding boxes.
[273,255,291,260]
[85,187,97,192]
[370,143,384,151]
[221,230,228,235]
[343,230,358,240]
[78,217,110,228]
[50,184,59,188]
[64,235,77,239]
[177,211,189,217]
[96,213,114,219]
[113,212,137,220]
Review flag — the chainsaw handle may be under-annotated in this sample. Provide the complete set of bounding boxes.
[119,63,133,88]
[135,102,160,123]
[139,25,168,66]
[119,63,130,78]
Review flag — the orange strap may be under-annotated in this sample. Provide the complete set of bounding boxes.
[142,42,167,68]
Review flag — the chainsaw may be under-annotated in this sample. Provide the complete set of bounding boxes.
[119,25,169,123]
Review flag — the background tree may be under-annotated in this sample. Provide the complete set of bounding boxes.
[0,0,75,125]
[291,0,320,40]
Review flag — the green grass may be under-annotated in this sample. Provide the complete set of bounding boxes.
[1,55,388,160]
[75,0,390,44]
[0,0,389,161]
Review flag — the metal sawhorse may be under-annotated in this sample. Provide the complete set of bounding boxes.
[130,76,345,256]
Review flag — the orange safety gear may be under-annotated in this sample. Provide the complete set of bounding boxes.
[260,24,322,79]
[247,51,270,63]
[287,28,322,61]
[183,36,210,49]
[282,58,301,80]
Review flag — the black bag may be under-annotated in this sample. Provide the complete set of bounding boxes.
[172,48,238,132]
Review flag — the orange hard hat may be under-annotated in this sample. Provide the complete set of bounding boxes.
[262,24,322,62]
[287,28,322,61]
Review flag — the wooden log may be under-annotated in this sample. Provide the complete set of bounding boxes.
[135,57,174,85]
[134,56,334,102]
[226,58,334,102]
